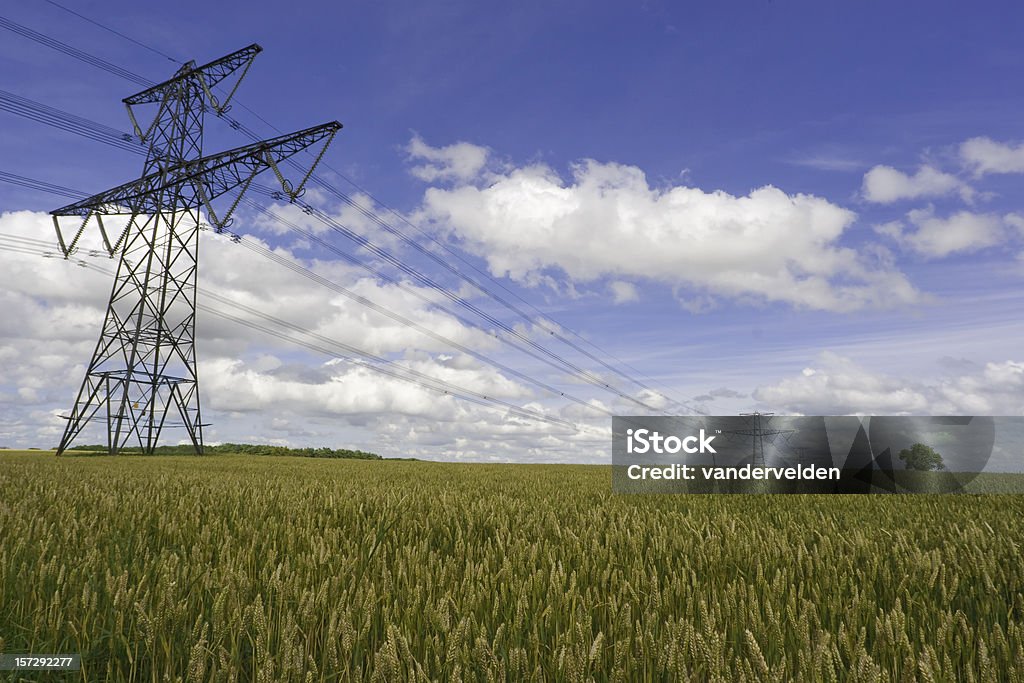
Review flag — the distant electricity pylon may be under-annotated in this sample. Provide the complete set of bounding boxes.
[725,412,794,467]
[51,44,340,455]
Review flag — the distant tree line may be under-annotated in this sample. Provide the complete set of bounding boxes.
[65,443,381,459]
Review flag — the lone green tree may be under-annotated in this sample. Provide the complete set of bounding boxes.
[898,443,945,471]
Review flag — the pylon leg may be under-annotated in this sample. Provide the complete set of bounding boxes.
[57,208,203,455]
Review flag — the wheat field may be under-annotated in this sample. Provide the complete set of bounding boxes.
[1,451,1022,681]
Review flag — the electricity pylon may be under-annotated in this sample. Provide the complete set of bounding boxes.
[725,412,794,467]
[51,44,340,455]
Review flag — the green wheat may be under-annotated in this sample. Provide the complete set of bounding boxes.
[1,452,1022,681]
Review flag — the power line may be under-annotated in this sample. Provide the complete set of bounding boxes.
[0,172,88,200]
[196,295,578,430]
[252,188,670,414]
[39,0,182,65]
[0,170,615,420]
[224,221,615,417]
[2,11,696,415]
[0,85,673,414]
[0,154,623,419]
[225,109,696,413]
[0,90,146,156]
[305,174,698,412]
[0,236,583,431]
[24,9,686,415]
[0,82,672,415]
[218,201,622,418]
[212,108,695,413]
[0,15,152,87]
[0,186,649,439]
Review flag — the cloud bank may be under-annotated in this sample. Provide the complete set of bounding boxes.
[411,139,920,312]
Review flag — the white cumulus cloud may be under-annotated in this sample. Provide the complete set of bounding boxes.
[406,135,490,183]
[875,208,1005,258]
[609,280,639,304]
[414,151,920,312]
[960,137,1024,176]
[861,164,966,204]
[753,352,1024,415]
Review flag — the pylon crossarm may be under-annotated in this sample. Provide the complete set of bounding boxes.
[212,52,255,114]
[51,121,342,217]
[123,44,261,107]
[197,51,255,115]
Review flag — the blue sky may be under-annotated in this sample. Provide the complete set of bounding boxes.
[2,1,1024,461]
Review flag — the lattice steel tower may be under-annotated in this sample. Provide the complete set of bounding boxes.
[51,45,339,454]
[724,412,795,467]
